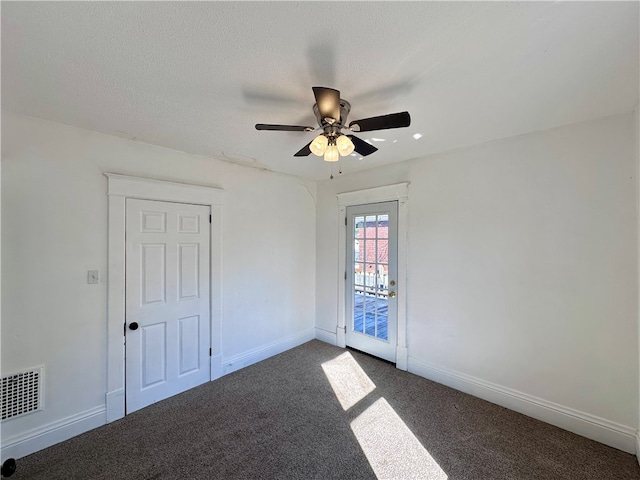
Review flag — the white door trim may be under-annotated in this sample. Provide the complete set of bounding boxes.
[105,173,223,422]
[336,182,409,370]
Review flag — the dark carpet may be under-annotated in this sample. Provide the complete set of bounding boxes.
[14,340,640,479]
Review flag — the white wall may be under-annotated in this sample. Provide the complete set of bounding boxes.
[1,112,316,457]
[2,109,637,458]
[316,112,638,452]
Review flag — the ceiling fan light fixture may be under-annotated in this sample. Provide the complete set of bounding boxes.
[324,144,339,162]
[309,134,329,156]
[255,87,411,161]
[336,135,355,156]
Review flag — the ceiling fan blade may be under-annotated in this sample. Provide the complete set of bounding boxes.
[312,87,341,123]
[294,141,313,157]
[348,135,378,157]
[255,124,314,132]
[349,111,411,132]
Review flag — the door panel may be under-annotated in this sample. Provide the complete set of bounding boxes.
[346,201,398,362]
[178,315,200,375]
[126,199,210,413]
[178,244,199,299]
[141,244,166,305]
[141,323,166,387]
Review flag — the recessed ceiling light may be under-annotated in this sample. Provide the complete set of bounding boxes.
[359,157,364,160]
[413,133,422,140]
[393,140,398,143]
[370,138,386,142]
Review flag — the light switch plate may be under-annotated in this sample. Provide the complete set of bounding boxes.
[87,270,99,284]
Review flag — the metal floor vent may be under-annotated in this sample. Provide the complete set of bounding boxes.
[2,366,43,421]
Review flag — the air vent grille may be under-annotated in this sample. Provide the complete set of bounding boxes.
[1,367,43,421]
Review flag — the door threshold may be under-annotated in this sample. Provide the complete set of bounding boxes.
[346,346,396,366]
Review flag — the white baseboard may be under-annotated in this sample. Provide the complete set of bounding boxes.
[636,431,640,465]
[106,388,124,423]
[222,328,315,375]
[1,406,106,460]
[408,357,636,454]
[315,327,337,346]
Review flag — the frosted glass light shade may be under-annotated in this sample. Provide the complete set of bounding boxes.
[324,144,339,162]
[310,135,329,156]
[336,135,355,156]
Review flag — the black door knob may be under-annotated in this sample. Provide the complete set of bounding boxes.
[129,322,139,331]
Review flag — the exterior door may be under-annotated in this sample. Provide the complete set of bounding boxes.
[125,199,210,413]
[346,201,398,362]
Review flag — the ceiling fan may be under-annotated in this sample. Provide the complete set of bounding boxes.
[255,87,411,162]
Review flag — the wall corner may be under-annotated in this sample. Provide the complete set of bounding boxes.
[636,103,640,461]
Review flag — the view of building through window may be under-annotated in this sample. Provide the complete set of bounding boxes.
[353,214,389,340]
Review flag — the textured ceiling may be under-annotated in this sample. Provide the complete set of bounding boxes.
[2,2,638,180]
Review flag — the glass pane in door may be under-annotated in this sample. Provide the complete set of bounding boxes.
[351,212,390,341]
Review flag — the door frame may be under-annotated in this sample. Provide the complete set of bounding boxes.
[336,182,409,370]
[105,173,223,422]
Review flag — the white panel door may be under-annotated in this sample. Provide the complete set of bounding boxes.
[126,199,210,413]
[346,201,398,362]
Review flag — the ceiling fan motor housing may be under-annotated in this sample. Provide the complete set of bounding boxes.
[313,99,351,136]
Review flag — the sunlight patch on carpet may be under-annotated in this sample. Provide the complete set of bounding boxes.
[321,352,376,410]
[351,398,448,479]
